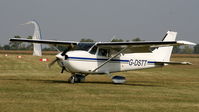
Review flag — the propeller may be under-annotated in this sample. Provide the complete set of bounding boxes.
[48,58,59,68]
[61,44,73,56]
[61,66,67,73]
[48,44,74,73]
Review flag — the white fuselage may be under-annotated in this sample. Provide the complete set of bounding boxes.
[57,50,163,74]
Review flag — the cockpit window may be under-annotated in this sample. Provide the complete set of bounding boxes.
[89,46,97,54]
[74,42,95,51]
[98,48,109,57]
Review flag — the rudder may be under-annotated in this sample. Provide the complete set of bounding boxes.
[153,31,177,62]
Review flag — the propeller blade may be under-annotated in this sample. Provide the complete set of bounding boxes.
[48,58,59,68]
[61,44,74,56]
[61,66,66,73]
[61,49,68,56]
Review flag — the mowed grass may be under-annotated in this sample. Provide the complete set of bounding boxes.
[0,53,199,112]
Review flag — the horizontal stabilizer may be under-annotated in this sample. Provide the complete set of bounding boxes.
[177,40,196,46]
[149,61,192,65]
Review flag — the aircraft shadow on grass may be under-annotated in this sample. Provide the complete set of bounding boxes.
[0,78,162,87]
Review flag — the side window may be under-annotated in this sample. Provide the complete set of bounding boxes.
[90,46,97,54]
[98,48,109,57]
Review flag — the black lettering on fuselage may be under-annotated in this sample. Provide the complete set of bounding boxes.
[129,59,147,66]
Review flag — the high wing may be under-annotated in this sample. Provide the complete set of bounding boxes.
[10,38,196,53]
[96,40,196,53]
[9,38,78,46]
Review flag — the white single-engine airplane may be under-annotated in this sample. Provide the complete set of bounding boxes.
[10,24,196,84]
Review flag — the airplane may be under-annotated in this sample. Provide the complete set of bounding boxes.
[10,23,196,84]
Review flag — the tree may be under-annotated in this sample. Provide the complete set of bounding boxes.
[9,36,24,50]
[172,46,181,54]
[7,35,34,50]
[57,46,68,51]
[0,45,2,50]
[42,46,57,51]
[181,45,193,54]
[80,38,94,42]
[111,38,124,42]
[132,37,142,41]
[194,44,199,54]
[3,45,11,50]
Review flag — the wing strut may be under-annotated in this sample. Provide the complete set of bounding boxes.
[92,47,128,72]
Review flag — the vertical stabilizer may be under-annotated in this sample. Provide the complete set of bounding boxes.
[153,31,177,62]
[26,21,42,56]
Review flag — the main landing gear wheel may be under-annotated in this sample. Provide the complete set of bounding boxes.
[112,76,126,84]
[68,74,86,83]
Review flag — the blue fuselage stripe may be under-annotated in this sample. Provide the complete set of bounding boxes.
[68,57,157,64]
[68,57,129,62]
[147,61,156,63]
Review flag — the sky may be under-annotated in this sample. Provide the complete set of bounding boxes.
[0,0,199,45]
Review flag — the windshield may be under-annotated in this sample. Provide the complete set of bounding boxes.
[74,42,95,51]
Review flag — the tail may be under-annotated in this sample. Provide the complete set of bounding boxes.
[26,21,42,56]
[153,31,177,62]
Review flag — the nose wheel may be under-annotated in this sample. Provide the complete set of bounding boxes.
[68,74,86,83]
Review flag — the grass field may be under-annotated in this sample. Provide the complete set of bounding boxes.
[0,53,199,112]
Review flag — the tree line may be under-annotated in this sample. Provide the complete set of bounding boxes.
[0,36,199,54]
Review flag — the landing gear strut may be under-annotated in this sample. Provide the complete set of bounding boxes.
[68,74,86,83]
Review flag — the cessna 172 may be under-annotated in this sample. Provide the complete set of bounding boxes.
[10,22,196,84]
